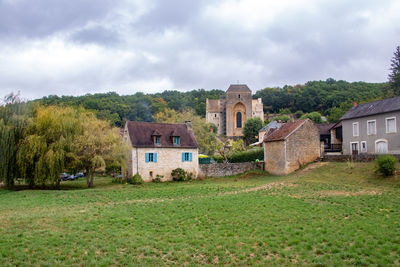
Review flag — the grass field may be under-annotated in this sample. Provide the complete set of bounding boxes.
[1,162,400,266]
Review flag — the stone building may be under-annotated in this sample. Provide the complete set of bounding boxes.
[263,119,320,175]
[123,121,199,182]
[206,84,264,137]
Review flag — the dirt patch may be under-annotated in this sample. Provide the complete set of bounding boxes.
[296,162,328,175]
[317,190,380,197]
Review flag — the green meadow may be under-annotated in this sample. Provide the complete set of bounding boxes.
[1,162,400,266]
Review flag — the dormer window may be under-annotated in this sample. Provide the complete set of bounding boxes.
[155,135,161,145]
[173,136,180,145]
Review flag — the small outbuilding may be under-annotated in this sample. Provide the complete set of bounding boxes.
[263,119,320,175]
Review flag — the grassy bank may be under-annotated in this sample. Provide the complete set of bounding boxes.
[1,162,400,265]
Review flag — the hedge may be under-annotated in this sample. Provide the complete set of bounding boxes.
[213,148,264,163]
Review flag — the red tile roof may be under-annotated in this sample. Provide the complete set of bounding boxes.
[264,120,306,142]
[126,121,198,148]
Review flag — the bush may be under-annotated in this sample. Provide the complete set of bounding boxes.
[375,155,397,176]
[229,148,264,163]
[171,168,192,181]
[153,174,163,183]
[128,173,144,185]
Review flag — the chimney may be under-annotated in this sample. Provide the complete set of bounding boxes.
[353,101,357,107]
[185,121,193,130]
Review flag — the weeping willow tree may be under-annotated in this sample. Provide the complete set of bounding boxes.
[18,105,82,188]
[74,112,126,188]
[0,93,31,189]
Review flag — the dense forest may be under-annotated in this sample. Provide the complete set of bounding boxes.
[36,79,388,127]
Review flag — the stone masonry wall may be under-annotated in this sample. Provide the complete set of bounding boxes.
[264,141,286,175]
[199,162,264,177]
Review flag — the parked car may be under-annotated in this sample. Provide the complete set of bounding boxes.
[59,173,69,181]
[75,172,85,178]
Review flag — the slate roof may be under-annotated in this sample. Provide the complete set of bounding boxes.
[264,120,306,142]
[340,96,400,120]
[126,121,198,148]
[259,120,279,132]
[226,84,251,93]
[316,123,335,135]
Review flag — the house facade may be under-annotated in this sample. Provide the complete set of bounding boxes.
[340,96,400,155]
[123,121,199,182]
[263,119,320,175]
[206,84,264,137]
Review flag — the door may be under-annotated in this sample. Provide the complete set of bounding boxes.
[351,142,359,155]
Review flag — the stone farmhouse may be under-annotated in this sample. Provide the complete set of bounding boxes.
[123,121,199,182]
[206,84,264,137]
[338,96,400,155]
[263,119,320,175]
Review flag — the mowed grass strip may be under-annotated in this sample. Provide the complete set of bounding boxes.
[1,162,400,266]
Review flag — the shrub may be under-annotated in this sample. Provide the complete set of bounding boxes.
[375,155,397,176]
[153,175,163,183]
[128,173,144,185]
[229,148,264,163]
[171,168,192,181]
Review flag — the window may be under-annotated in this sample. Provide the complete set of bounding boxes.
[182,152,192,162]
[375,139,388,153]
[386,117,397,133]
[361,141,367,153]
[173,136,180,145]
[352,122,359,136]
[236,112,242,128]
[154,136,161,145]
[145,153,157,163]
[367,120,376,135]
[214,114,217,118]
[350,142,359,155]
[238,94,240,99]
[149,171,153,178]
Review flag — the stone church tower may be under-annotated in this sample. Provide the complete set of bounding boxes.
[206,84,264,137]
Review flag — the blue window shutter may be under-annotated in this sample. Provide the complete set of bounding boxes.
[182,152,185,162]
[190,153,192,162]
[154,153,157,163]
[145,153,148,163]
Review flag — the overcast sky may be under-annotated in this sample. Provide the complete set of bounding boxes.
[0,0,399,100]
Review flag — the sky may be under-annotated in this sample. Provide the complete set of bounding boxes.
[0,0,399,100]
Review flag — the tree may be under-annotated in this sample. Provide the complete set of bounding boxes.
[74,112,126,188]
[0,93,31,188]
[18,105,82,188]
[243,117,264,145]
[388,45,400,96]
[300,112,323,124]
[153,108,218,155]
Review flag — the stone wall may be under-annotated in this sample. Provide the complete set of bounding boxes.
[199,162,264,177]
[322,154,400,162]
[264,141,286,175]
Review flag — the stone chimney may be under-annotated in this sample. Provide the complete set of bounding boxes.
[353,101,357,107]
[185,121,193,130]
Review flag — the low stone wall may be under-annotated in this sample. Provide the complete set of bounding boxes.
[322,154,400,162]
[199,161,264,177]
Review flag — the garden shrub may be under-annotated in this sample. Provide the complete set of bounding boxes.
[375,155,397,176]
[153,175,163,183]
[171,168,192,181]
[229,148,264,163]
[128,173,144,185]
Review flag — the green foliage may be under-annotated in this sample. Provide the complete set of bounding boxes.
[171,168,192,181]
[388,45,400,96]
[279,108,291,114]
[128,173,144,185]
[254,79,386,115]
[295,110,304,118]
[375,155,397,176]
[243,117,264,144]
[272,114,291,123]
[153,175,163,183]
[0,93,31,188]
[228,148,264,163]
[300,111,323,123]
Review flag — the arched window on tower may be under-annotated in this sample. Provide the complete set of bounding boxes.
[236,112,242,128]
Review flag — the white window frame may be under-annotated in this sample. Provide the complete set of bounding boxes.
[367,120,376,135]
[375,139,388,154]
[386,117,397,133]
[350,141,359,153]
[352,122,359,137]
[361,141,367,153]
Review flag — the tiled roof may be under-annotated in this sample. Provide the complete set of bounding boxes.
[226,84,251,93]
[264,120,306,142]
[126,121,198,148]
[207,99,220,112]
[340,96,400,120]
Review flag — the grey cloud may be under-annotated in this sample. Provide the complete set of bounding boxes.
[69,25,120,46]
